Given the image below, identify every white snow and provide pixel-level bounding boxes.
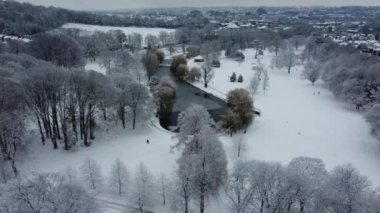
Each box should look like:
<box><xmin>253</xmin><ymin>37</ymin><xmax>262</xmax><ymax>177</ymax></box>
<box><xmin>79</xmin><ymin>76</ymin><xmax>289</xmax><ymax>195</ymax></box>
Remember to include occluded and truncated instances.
<box><xmin>18</xmin><ymin>47</ymin><xmax>380</xmax><ymax>212</ymax></box>
<box><xmin>62</xmin><ymin>23</ymin><xmax>175</xmax><ymax>45</ymax></box>
<box><xmin>19</xmin><ymin>121</ymin><xmax>180</xmax><ymax>182</ymax></box>
<box><xmin>0</xmin><ymin>33</ymin><xmax>31</xmax><ymax>43</ymax></box>
<box><xmin>85</xmin><ymin>61</ymin><xmax>107</xmax><ymax>75</ymax></box>
<box><xmin>189</xmin><ymin>49</ymin><xmax>380</xmax><ymax>187</ymax></box>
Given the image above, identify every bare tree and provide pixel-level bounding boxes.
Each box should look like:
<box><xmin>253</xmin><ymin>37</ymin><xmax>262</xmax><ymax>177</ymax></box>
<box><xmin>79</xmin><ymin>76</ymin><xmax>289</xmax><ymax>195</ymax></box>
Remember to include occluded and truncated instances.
<box><xmin>175</xmin><ymin>155</ymin><xmax>193</xmax><ymax>213</ymax></box>
<box><xmin>303</xmin><ymin>60</ymin><xmax>320</xmax><ymax>85</ymax></box>
<box><xmin>142</xmin><ymin>52</ymin><xmax>159</xmax><ymax>80</ymax></box>
<box><xmin>248</xmin><ymin>74</ymin><xmax>261</xmax><ymax>97</ymax></box>
<box><xmin>0</xmin><ymin>173</ymin><xmax>101</xmax><ymax>213</ymax></box>
<box><xmin>125</xmin><ymin>81</ymin><xmax>151</xmax><ymax>130</ymax></box>
<box><xmin>145</xmin><ymin>34</ymin><xmax>159</xmax><ymax>49</ymax></box>
<box><xmin>262</xmin><ymin>68</ymin><xmax>270</xmax><ymax>94</ymax></box>
<box><xmin>176</xmin><ymin>104</ymin><xmax>227</xmax><ymax>213</ymax></box>
<box><xmin>175</xmin><ymin>104</ymin><xmax>215</xmax><ymax>149</ymax></box>
<box><xmin>233</xmin><ymin>133</ymin><xmax>246</xmax><ymax>158</ymax></box>
<box><xmin>159</xmin><ymin>173</ymin><xmax>170</xmax><ymax>205</ymax></box>
<box><xmin>127</xmin><ymin>33</ymin><xmax>142</xmax><ymax>53</ymax></box>
<box><xmin>176</xmin><ymin>28</ymin><xmax>191</xmax><ymax>54</ymax></box>
<box><xmin>177</xmin><ymin>131</ymin><xmax>228</xmax><ymax>213</ymax></box>
<box><xmin>0</xmin><ymin>160</ymin><xmax>14</xmax><ymax>184</ymax></box>
<box><xmin>167</xmin><ymin>32</ymin><xmax>177</xmax><ymax>55</ymax></box>
<box><xmin>0</xmin><ymin>78</ymin><xmax>26</xmax><ymax>176</ymax></box>
<box><xmin>287</xmin><ymin>157</ymin><xmax>327</xmax><ymax>212</ymax></box>
<box><xmin>131</xmin><ymin>162</ymin><xmax>154</xmax><ymax>213</ymax></box>
<box><xmin>109</xmin><ymin>158</ymin><xmax>130</xmax><ymax>195</ymax></box>
<box><xmin>277</xmin><ymin>41</ymin><xmax>297</xmax><ymax>74</ymax></box>
<box><xmin>201</xmin><ymin>43</ymin><xmax>219</xmax><ymax>88</ymax></box>
<box><xmin>225</xmin><ymin>161</ymin><xmax>255</xmax><ymax>213</ymax></box>
<box><xmin>159</xmin><ymin>31</ymin><xmax>170</xmax><ymax>47</ymax></box>
<box><xmin>80</xmin><ymin>158</ymin><xmax>103</xmax><ymax>190</ymax></box>
<box><xmin>324</xmin><ymin>164</ymin><xmax>370</xmax><ymax>213</ymax></box>
<box><xmin>201</xmin><ymin>53</ymin><xmax>214</xmax><ymax>88</ymax></box>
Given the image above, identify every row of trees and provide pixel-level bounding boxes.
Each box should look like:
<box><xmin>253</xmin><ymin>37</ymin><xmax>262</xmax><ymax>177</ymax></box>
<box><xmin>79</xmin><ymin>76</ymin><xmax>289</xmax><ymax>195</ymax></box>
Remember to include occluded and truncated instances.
<box><xmin>226</xmin><ymin>158</ymin><xmax>380</xmax><ymax>213</ymax></box>
<box><xmin>303</xmin><ymin>38</ymin><xmax>380</xmax><ymax>139</ymax></box>
<box><xmin>0</xmin><ymin>172</ymin><xmax>101</xmax><ymax>213</ymax></box>
<box><xmin>0</xmin><ymin>49</ymin><xmax>153</xmax><ymax>180</ymax></box>
<box><xmin>173</xmin><ymin>104</ymin><xmax>379</xmax><ymax>213</ymax></box>
<box><xmin>3</xmin><ymin>152</ymin><xmax>379</xmax><ymax>213</ymax></box>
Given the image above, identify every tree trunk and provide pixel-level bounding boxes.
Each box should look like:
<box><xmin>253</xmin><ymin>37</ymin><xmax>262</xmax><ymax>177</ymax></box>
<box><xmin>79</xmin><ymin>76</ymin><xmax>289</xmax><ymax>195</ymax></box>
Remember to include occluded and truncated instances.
<box><xmin>182</xmin><ymin>43</ymin><xmax>186</xmax><ymax>54</ymax></box>
<box><xmin>120</xmin><ymin>105</ymin><xmax>126</xmax><ymax>129</ymax></box>
<box><xmin>80</xmin><ymin>105</ymin><xmax>85</xmax><ymax>140</ymax></box>
<box><xmin>91</xmin><ymin>177</ymin><xmax>96</xmax><ymax>190</ymax></box>
<box><xmin>132</xmin><ymin>108</ymin><xmax>136</xmax><ymax>130</ymax></box>
<box><xmin>36</xmin><ymin>116</ymin><xmax>45</xmax><ymax>145</ymax></box>
<box><xmin>184</xmin><ymin>181</ymin><xmax>189</xmax><ymax>213</ymax></box>
<box><xmin>42</xmin><ymin>117</ymin><xmax>50</xmax><ymax>139</ymax></box>
<box><xmin>299</xmin><ymin>200</ymin><xmax>305</xmax><ymax>213</ymax></box>
<box><xmin>118</xmin><ymin>176</ymin><xmax>122</xmax><ymax>194</ymax></box>
<box><xmin>70</xmin><ymin>105</ymin><xmax>78</xmax><ymax>141</ymax></box>
<box><xmin>52</xmin><ymin>104</ymin><xmax>61</xmax><ymax>140</ymax></box>
<box><xmin>90</xmin><ymin>114</ymin><xmax>95</xmax><ymax>140</ymax></box>
<box><xmin>51</xmin><ymin>133</ymin><xmax>58</xmax><ymax>149</ymax></box>
<box><xmin>200</xmin><ymin>185</ymin><xmax>205</xmax><ymax>213</ymax></box>
<box><xmin>11</xmin><ymin>158</ymin><xmax>18</xmax><ymax>176</ymax></box>
<box><xmin>84</xmin><ymin>104</ymin><xmax>94</xmax><ymax>146</ymax></box>
<box><xmin>102</xmin><ymin>107</ymin><xmax>107</xmax><ymax>121</ymax></box>
<box><xmin>62</xmin><ymin>118</ymin><xmax>70</xmax><ymax>150</ymax></box>
<box><xmin>260</xmin><ymin>199</ymin><xmax>264</xmax><ymax>213</ymax></box>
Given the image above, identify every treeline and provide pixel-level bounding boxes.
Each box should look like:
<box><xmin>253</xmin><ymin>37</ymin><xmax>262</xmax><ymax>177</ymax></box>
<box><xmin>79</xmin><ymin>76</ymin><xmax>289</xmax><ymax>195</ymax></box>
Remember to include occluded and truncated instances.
<box><xmin>0</xmin><ymin>40</ymin><xmax>158</xmax><ymax>180</ymax></box>
<box><xmin>0</xmin><ymin>0</ymin><xmax>181</xmax><ymax>38</ymax></box>
<box><xmin>303</xmin><ymin>38</ymin><xmax>380</xmax><ymax>139</ymax></box>
<box><xmin>0</xmin><ymin>172</ymin><xmax>101</xmax><ymax>212</ymax></box>
<box><xmin>2</xmin><ymin>104</ymin><xmax>380</xmax><ymax>213</ymax></box>
<box><xmin>0</xmin><ymin>0</ymin><xmax>95</xmax><ymax>36</ymax></box>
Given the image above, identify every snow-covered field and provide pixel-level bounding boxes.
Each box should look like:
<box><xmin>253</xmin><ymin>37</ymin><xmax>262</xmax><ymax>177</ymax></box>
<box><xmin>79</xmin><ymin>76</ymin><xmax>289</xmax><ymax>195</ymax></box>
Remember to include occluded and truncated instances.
<box><xmin>189</xmin><ymin>49</ymin><xmax>380</xmax><ymax>186</ymax></box>
<box><xmin>86</xmin><ymin>61</ymin><xmax>107</xmax><ymax>75</ymax></box>
<box><xmin>62</xmin><ymin>23</ymin><xmax>175</xmax><ymax>43</ymax></box>
<box><xmin>19</xmin><ymin>121</ymin><xmax>179</xmax><ymax>178</ymax></box>
<box><xmin>19</xmin><ymin>48</ymin><xmax>380</xmax><ymax>212</ymax></box>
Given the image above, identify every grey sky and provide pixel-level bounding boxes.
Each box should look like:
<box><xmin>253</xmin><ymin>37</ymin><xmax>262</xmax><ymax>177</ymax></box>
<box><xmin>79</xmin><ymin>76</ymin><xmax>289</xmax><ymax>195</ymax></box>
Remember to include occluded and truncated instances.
<box><xmin>15</xmin><ymin>0</ymin><xmax>380</xmax><ymax>11</ymax></box>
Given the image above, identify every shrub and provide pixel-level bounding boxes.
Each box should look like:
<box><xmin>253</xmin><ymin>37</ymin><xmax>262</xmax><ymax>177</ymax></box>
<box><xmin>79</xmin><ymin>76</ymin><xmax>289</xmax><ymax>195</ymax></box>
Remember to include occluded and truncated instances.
<box><xmin>221</xmin><ymin>89</ymin><xmax>254</xmax><ymax>135</ymax></box>
<box><xmin>154</xmin><ymin>49</ymin><xmax>165</xmax><ymax>63</ymax></box>
<box><xmin>176</xmin><ymin>64</ymin><xmax>189</xmax><ymax>80</ymax></box>
<box><xmin>170</xmin><ymin>55</ymin><xmax>187</xmax><ymax>73</ymax></box>
<box><xmin>188</xmin><ymin>67</ymin><xmax>202</xmax><ymax>82</ymax></box>
<box><xmin>238</xmin><ymin>74</ymin><xmax>243</xmax><ymax>83</ymax></box>
<box><xmin>230</xmin><ymin>72</ymin><xmax>237</xmax><ymax>82</ymax></box>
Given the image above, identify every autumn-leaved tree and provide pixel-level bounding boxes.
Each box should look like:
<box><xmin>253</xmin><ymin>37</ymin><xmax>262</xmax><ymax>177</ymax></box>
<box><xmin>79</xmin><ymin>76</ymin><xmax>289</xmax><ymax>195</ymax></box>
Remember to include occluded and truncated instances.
<box><xmin>221</xmin><ymin>89</ymin><xmax>254</xmax><ymax>135</ymax></box>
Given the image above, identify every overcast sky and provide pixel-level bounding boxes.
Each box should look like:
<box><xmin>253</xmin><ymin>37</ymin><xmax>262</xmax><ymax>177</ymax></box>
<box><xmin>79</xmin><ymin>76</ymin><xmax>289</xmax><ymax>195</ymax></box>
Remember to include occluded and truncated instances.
<box><xmin>15</xmin><ymin>0</ymin><xmax>380</xmax><ymax>11</ymax></box>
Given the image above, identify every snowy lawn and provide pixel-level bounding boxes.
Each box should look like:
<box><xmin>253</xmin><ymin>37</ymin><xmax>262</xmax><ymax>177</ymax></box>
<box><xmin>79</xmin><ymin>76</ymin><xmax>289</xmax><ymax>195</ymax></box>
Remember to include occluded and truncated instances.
<box><xmin>62</xmin><ymin>23</ymin><xmax>175</xmax><ymax>45</ymax></box>
<box><xmin>19</xmin><ymin>121</ymin><xmax>179</xmax><ymax>180</ymax></box>
<box><xmin>187</xmin><ymin>49</ymin><xmax>258</xmax><ymax>99</ymax></box>
<box><xmin>17</xmin><ymin>47</ymin><xmax>380</xmax><ymax>212</ymax></box>
<box><xmin>189</xmin><ymin>49</ymin><xmax>380</xmax><ymax>187</ymax></box>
